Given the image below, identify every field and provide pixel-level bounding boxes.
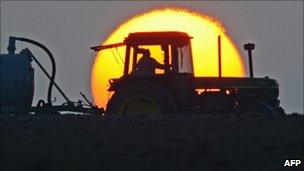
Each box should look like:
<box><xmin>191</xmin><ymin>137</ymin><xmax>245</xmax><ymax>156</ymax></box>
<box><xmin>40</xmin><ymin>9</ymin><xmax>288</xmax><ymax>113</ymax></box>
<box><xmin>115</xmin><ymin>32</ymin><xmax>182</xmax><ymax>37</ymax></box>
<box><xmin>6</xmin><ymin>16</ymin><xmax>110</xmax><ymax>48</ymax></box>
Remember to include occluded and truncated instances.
<box><xmin>1</xmin><ymin>112</ymin><xmax>303</xmax><ymax>170</ymax></box>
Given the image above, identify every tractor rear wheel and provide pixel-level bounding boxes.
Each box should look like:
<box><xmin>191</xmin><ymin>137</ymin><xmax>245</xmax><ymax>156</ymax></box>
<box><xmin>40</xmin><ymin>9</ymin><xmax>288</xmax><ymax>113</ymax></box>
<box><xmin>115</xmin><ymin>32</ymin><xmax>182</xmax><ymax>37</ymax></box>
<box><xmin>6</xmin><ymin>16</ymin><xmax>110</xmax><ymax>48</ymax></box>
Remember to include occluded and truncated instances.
<box><xmin>106</xmin><ymin>82</ymin><xmax>177</xmax><ymax>116</ymax></box>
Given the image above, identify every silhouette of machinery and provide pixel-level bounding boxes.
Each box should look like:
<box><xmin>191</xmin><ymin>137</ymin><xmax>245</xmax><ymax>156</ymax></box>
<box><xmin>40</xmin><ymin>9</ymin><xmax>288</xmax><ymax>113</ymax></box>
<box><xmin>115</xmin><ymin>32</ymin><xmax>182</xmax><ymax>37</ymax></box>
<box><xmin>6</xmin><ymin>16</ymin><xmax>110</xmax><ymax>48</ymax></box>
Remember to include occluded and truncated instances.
<box><xmin>91</xmin><ymin>31</ymin><xmax>284</xmax><ymax>116</ymax></box>
<box><xmin>1</xmin><ymin>37</ymin><xmax>103</xmax><ymax>115</ymax></box>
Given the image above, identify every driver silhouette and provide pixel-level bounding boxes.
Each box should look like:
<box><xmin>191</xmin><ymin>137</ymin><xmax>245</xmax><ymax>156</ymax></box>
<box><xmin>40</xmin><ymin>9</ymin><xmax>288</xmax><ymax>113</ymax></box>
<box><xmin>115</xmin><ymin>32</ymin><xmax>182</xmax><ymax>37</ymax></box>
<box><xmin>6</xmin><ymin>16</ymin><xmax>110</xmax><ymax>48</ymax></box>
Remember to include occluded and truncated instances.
<box><xmin>135</xmin><ymin>49</ymin><xmax>164</xmax><ymax>76</ymax></box>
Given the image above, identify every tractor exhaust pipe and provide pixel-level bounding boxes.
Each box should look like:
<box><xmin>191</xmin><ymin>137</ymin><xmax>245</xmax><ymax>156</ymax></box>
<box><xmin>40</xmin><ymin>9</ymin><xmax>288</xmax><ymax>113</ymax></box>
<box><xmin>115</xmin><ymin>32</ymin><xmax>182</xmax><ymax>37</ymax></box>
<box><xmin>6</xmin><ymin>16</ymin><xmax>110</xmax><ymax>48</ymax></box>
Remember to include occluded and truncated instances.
<box><xmin>244</xmin><ymin>43</ymin><xmax>255</xmax><ymax>78</ymax></box>
<box><xmin>218</xmin><ymin>35</ymin><xmax>222</xmax><ymax>78</ymax></box>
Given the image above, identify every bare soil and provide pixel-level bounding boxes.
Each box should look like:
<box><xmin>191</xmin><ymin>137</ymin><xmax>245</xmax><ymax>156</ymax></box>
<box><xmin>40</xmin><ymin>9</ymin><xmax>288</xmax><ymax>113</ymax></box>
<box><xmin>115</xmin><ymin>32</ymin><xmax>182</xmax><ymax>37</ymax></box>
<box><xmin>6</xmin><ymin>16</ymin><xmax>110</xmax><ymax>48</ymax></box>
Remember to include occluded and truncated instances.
<box><xmin>1</xmin><ymin>113</ymin><xmax>303</xmax><ymax>170</ymax></box>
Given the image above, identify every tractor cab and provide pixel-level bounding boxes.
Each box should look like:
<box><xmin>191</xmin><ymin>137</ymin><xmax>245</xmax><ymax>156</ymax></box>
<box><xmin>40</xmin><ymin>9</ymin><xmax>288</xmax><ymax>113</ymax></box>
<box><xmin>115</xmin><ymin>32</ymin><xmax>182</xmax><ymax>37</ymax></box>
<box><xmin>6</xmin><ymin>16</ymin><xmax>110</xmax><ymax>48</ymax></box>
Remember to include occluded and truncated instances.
<box><xmin>91</xmin><ymin>31</ymin><xmax>194</xmax><ymax>77</ymax></box>
<box><xmin>123</xmin><ymin>32</ymin><xmax>194</xmax><ymax>76</ymax></box>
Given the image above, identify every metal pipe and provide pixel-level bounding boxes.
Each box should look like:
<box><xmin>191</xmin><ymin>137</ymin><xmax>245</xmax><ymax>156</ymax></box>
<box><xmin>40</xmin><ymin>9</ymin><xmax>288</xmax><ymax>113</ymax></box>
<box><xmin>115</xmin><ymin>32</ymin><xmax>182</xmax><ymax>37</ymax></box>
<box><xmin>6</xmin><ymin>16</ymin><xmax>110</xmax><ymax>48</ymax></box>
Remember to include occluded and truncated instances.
<box><xmin>124</xmin><ymin>45</ymin><xmax>131</xmax><ymax>76</ymax></box>
<box><xmin>244</xmin><ymin>43</ymin><xmax>255</xmax><ymax>78</ymax></box>
<box><xmin>7</xmin><ymin>37</ymin><xmax>16</xmax><ymax>54</ymax></box>
<box><xmin>90</xmin><ymin>42</ymin><xmax>125</xmax><ymax>51</ymax></box>
<box><xmin>218</xmin><ymin>35</ymin><xmax>222</xmax><ymax>78</ymax></box>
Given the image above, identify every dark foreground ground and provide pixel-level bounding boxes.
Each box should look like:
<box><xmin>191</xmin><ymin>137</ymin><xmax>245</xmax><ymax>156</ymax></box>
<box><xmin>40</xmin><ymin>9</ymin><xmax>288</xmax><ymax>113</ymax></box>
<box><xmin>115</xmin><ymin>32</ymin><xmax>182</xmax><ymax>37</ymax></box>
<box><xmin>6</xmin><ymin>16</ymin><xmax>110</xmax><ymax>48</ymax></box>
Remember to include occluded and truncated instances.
<box><xmin>1</xmin><ymin>112</ymin><xmax>303</xmax><ymax>170</ymax></box>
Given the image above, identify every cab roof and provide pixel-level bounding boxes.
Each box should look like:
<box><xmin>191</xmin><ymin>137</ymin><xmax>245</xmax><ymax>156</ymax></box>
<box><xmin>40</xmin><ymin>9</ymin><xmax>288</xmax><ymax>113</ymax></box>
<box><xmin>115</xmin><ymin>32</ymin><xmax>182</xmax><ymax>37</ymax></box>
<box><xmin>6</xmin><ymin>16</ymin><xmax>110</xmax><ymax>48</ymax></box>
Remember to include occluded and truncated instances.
<box><xmin>124</xmin><ymin>31</ymin><xmax>192</xmax><ymax>45</ymax></box>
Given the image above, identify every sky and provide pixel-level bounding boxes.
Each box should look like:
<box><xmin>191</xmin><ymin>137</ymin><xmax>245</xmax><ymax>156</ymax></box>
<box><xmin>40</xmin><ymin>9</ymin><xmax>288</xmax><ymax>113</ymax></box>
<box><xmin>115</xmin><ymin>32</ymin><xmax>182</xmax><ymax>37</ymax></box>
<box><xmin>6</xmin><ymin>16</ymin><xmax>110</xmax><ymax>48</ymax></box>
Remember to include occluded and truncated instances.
<box><xmin>1</xmin><ymin>1</ymin><xmax>303</xmax><ymax>113</ymax></box>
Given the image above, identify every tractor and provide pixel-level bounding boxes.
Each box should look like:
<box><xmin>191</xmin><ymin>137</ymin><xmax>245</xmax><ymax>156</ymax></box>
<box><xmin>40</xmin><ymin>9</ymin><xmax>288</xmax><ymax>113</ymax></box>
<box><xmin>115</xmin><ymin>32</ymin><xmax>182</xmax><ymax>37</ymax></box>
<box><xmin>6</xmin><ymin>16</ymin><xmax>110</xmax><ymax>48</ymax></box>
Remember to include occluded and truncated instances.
<box><xmin>91</xmin><ymin>31</ymin><xmax>283</xmax><ymax>116</ymax></box>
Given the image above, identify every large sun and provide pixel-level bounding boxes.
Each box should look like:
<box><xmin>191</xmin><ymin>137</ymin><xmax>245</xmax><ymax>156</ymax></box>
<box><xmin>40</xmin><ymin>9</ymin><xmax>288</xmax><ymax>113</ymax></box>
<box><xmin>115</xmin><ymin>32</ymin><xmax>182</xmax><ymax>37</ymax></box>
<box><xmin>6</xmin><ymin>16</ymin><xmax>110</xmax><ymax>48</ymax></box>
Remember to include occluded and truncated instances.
<box><xmin>92</xmin><ymin>8</ymin><xmax>246</xmax><ymax>108</ymax></box>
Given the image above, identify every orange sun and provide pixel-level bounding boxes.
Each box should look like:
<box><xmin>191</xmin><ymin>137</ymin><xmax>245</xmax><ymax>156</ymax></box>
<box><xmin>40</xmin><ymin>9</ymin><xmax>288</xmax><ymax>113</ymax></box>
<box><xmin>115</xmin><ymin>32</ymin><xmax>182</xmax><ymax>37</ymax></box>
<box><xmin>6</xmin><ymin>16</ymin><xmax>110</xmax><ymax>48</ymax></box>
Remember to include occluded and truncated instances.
<box><xmin>92</xmin><ymin>8</ymin><xmax>246</xmax><ymax>108</ymax></box>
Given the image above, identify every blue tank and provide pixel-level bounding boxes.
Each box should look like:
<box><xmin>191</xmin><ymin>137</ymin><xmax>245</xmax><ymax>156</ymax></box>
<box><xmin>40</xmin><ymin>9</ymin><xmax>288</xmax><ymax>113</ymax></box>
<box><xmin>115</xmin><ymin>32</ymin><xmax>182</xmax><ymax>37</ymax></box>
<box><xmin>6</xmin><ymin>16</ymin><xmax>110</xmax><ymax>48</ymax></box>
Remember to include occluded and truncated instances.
<box><xmin>0</xmin><ymin>49</ymin><xmax>34</xmax><ymax>112</ymax></box>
